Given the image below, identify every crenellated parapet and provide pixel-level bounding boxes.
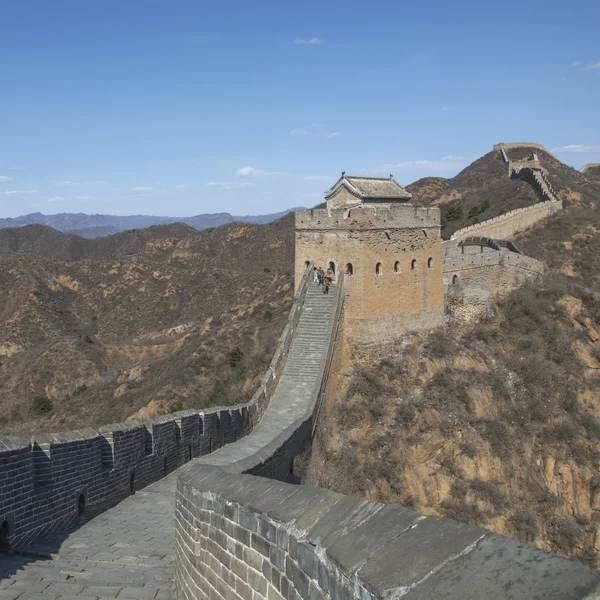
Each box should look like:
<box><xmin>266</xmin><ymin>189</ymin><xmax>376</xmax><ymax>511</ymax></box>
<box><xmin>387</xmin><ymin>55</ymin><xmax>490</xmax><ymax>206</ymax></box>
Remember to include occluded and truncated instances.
<box><xmin>295</xmin><ymin>204</ymin><xmax>440</xmax><ymax>231</ymax></box>
<box><xmin>0</xmin><ymin>265</ymin><xmax>314</xmax><ymax>552</ymax></box>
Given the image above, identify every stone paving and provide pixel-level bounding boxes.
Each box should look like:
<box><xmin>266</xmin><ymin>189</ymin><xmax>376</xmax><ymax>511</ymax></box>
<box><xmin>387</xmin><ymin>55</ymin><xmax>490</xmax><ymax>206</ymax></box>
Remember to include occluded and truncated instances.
<box><xmin>0</xmin><ymin>472</ymin><xmax>178</xmax><ymax>599</ymax></box>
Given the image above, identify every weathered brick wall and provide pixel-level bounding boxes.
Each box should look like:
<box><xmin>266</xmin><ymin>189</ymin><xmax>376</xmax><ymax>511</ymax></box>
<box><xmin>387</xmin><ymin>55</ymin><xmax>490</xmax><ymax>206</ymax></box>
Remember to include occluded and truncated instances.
<box><xmin>449</xmin><ymin>199</ymin><xmax>562</xmax><ymax>242</ymax></box>
<box><xmin>0</xmin><ymin>265</ymin><xmax>314</xmax><ymax>552</ymax></box>
<box><xmin>295</xmin><ymin>205</ymin><xmax>444</xmax><ymax>343</ymax></box>
<box><xmin>175</xmin><ymin>468</ymin><xmax>600</xmax><ymax>600</ymax></box>
<box><xmin>442</xmin><ymin>249</ymin><xmax>544</xmax><ymax>291</ymax></box>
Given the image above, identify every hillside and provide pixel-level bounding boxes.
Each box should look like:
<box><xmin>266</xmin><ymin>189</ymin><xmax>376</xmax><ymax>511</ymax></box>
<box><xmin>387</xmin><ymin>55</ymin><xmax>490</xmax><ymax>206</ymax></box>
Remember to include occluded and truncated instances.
<box><xmin>308</xmin><ymin>203</ymin><xmax>600</xmax><ymax>568</ymax></box>
<box><xmin>0</xmin><ymin>208</ymin><xmax>298</xmax><ymax>238</ymax></box>
<box><xmin>407</xmin><ymin>146</ymin><xmax>600</xmax><ymax>238</ymax></box>
<box><xmin>0</xmin><ymin>214</ymin><xmax>296</xmax><ymax>435</ymax></box>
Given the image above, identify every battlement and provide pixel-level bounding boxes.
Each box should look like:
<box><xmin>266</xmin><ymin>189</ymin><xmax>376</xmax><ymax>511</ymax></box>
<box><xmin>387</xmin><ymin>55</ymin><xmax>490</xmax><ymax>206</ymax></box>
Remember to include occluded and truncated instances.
<box><xmin>494</xmin><ymin>141</ymin><xmax>553</xmax><ymax>155</ymax></box>
<box><xmin>296</xmin><ymin>204</ymin><xmax>440</xmax><ymax>231</ymax></box>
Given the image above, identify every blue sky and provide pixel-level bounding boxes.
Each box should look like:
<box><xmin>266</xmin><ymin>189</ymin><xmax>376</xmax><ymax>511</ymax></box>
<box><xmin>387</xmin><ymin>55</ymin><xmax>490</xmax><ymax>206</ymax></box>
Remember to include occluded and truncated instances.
<box><xmin>1</xmin><ymin>0</ymin><xmax>598</xmax><ymax>218</ymax></box>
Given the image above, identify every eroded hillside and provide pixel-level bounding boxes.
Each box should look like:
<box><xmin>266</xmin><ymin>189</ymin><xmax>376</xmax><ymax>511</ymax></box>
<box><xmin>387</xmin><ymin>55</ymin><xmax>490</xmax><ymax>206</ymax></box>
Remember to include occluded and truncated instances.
<box><xmin>0</xmin><ymin>215</ymin><xmax>295</xmax><ymax>434</ymax></box>
<box><xmin>407</xmin><ymin>147</ymin><xmax>600</xmax><ymax>239</ymax></box>
<box><xmin>308</xmin><ymin>204</ymin><xmax>600</xmax><ymax>567</ymax></box>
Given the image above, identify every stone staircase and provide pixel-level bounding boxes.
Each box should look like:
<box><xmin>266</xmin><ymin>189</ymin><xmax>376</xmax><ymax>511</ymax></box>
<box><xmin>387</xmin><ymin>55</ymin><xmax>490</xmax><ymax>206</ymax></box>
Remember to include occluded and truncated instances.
<box><xmin>532</xmin><ymin>169</ymin><xmax>560</xmax><ymax>202</ymax></box>
<box><xmin>198</xmin><ymin>278</ymin><xmax>341</xmax><ymax>475</ymax></box>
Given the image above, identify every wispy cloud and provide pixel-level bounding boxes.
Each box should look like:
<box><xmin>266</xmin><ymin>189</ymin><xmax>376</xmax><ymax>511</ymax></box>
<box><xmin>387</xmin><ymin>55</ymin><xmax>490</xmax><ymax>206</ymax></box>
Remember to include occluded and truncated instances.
<box><xmin>175</xmin><ymin>184</ymin><xmax>190</xmax><ymax>191</ymax></box>
<box><xmin>551</xmin><ymin>144</ymin><xmax>600</xmax><ymax>154</ymax></box>
<box><xmin>441</xmin><ymin>106</ymin><xmax>449</xmax><ymax>112</ymax></box>
<box><xmin>47</xmin><ymin>196</ymin><xmax>65</xmax><ymax>203</ymax></box>
<box><xmin>289</xmin><ymin>128</ymin><xmax>307</xmax><ymax>136</ymax></box>
<box><xmin>206</xmin><ymin>181</ymin><xmax>254</xmax><ymax>191</ymax></box>
<box><xmin>326</xmin><ymin>132</ymin><xmax>341</xmax><ymax>139</ymax></box>
<box><xmin>131</xmin><ymin>185</ymin><xmax>157</xmax><ymax>193</ymax></box>
<box><xmin>2</xmin><ymin>189</ymin><xmax>38</xmax><ymax>196</ymax></box>
<box><xmin>6</xmin><ymin>166</ymin><xmax>26</xmax><ymax>171</ymax></box>
<box><xmin>234</xmin><ymin>166</ymin><xmax>285</xmax><ymax>178</ymax></box>
<box><xmin>569</xmin><ymin>61</ymin><xmax>600</xmax><ymax>71</ymax></box>
<box><xmin>364</xmin><ymin>155</ymin><xmax>474</xmax><ymax>174</ymax></box>
<box><xmin>0</xmin><ymin>175</ymin><xmax>14</xmax><ymax>183</ymax></box>
<box><xmin>293</xmin><ymin>38</ymin><xmax>323</xmax><ymax>45</ymax></box>
<box><xmin>290</xmin><ymin>125</ymin><xmax>342</xmax><ymax>139</ymax></box>
<box><xmin>76</xmin><ymin>196</ymin><xmax>92</xmax><ymax>201</ymax></box>
<box><xmin>52</xmin><ymin>180</ymin><xmax>106</xmax><ymax>187</ymax></box>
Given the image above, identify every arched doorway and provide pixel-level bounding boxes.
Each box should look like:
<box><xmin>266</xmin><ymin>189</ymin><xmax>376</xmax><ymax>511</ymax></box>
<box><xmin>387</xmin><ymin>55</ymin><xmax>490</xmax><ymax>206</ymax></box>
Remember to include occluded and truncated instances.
<box><xmin>411</xmin><ymin>259</ymin><xmax>417</xmax><ymax>271</ymax></box>
<box><xmin>77</xmin><ymin>493</ymin><xmax>86</xmax><ymax>515</ymax></box>
<box><xmin>394</xmin><ymin>261</ymin><xmax>400</xmax><ymax>274</ymax></box>
<box><xmin>452</xmin><ymin>274</ymin><xmax>459</xmax><ymax>285</ymax></box>
<box><xmin>376</xmin><ymin>262</ymin><xmax>383</xmax><ymax>276</ymax></box>
<box><xmin>0</xmin><ymin>521</ymin><xmax>10</xmax><ymax>550</ymax></box>
<box><xmin>428</xmin><ymin>257</ymin><xmax>433</xmax><ymax>269</ymax></box>
<box><xmin>328</xmin><ymin>261</ymin><xmax>336</xmax><ymax>275</ymax></box>
<box><xmin>305</xmin><ymin>260</ymin><xmax>310</xmax><ymax>268</ymax></box>
<box><xmin>345</xmin><ymin>263</ymin><xmax>353</xmax><ymax>275</ymax></box>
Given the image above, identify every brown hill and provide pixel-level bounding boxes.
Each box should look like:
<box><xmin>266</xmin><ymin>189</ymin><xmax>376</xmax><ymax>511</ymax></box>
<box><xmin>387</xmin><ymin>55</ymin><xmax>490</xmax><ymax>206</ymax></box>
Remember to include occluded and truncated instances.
<box><xmin>0</xmin><ymin>214</ymin><xmax>295</xmax><ymax>435</ymax></box>
<box><xmin>582</xmin><ymin>165</ymin><xmax>600</xmax><ymax>185</ymax></box>
<box><xmin>308</xmin><ymin>204</ymin><xmax>600</xmax><ymax>568</ymax></box>
<box><xmin>407</xmin><ymin>147</ymin><xmax>600</xmax><ymax>239</ymax></box>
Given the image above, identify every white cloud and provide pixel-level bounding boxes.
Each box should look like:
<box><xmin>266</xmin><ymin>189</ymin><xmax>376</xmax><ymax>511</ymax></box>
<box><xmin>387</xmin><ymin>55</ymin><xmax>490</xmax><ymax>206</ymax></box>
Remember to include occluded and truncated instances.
<box><xmin>131</xmin><ymin>185</ymin><xmax>156</xmax><ymax>193</ymax></box>
<box><xmin>551</xmin><ymin>144</ymin><xmax>600</xmax><ymax>154</ymax></box>
<box><xmin>52</xmin><ymin>180</ymin><xmax>106</xmax><ymax>187</ymax></box>
<box><xmin>326</xmin><ymin>132</ymin><xmax>341</xmax><ymax>138</ymax></box>
<box><xmin>206</xmin><ymin>181</ymin><xmax>254</xmax><ymax>191</ymax></box>
<box><xmin>569</xmin><ymin>61</ymin><xmax>600</xmax><ymax>71</ymax></box>
<box><xmin>7</xmin><ymin>166</ymin><xmax>26</xmax><ymax>171</ymax></box>
<box><xmin>364</xmin><ymin>155</ymin><xmax>474</xmax><ymax>174</ymax></box>
<box><xmin>76</xmin><ymin>196</ymin><xmax>92</xmax><ymax>201</ymax></box>
<box><xmin>235</xmin><ymin>166</ymin><xmax>261</xmax><ymax>178</ymax></box>
<box><xmin>289</xmin><ymin>128</ymin><xmax>307</xmax><ymax>136</ymax></box>
<box><xmin>2</xmin><ymin>189</ymin><xmax>37</xmax><ymax>196</ymax></box>
<box><xmin>293</xmin><ymin>38</ymin><xmax>323</xmax><ymax>45</ymax></box>
<box><xmin>175</xmin><ymin>184</ymin><xmax>190</xmax><ymax>191</ymax></box>
<box><xmin>0</xmin><ymin>175</ymin><xmax>14</xmax><ymax>183</ymax></box>
<box><xmin>47</xmin><ymin>196</ymin><xmax>65</xmax><ymax>203</ymax></box>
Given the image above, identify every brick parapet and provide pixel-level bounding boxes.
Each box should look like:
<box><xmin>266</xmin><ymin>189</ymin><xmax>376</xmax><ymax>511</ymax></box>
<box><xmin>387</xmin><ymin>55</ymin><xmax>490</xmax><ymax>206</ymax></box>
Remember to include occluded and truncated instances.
<box><xmin>295</xmin><ymin>205</ymin><xmax>440</xmax><ymax>231</ymax></box>
<box><xmin>175</xmin><ymin>468</ymin><xmax>600</xmax><ymax>600</ymax></box>
<box><xmin>0</xmin><ymin>265</ymin><xmax>314</xmax><ymax>552</ymax></box>
<box><xmin>450</xmin><ymin>199</ymin><xmax>562</xmax><ymax>241</ymax></box>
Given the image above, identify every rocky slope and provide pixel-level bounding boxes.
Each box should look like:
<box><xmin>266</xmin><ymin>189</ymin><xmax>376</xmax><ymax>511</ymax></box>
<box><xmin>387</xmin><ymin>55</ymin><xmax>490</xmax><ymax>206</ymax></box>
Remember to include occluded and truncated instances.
<box><xmin>407</xmin><ymin>146</ymin><xmax>600</xmax><ymax>239</ymax></box>
<box><xmin>308</xmin><ymin>203</ymin><xmax>600</xmax><ymax>568</ymax></box>
<box><xmin>0</xmin><ymin>214</ymin><xmax>295</xmax><ymax>435</ymax></box>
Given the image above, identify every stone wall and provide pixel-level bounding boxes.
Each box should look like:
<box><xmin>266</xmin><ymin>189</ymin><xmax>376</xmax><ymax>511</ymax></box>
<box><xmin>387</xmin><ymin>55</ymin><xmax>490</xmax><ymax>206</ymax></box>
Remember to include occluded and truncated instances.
<box><xmin>442</xmin><ymin>247</ymin><xmax>544</xmax><ymax>290</ymax></box>
<box><xmin>175</xmin><ymin>469</ymin><xmax>600</xmax><ymax>600</ymax></box>
<box><xmin>0</xmin><ymin>265</ymin><xmax>314</xmax><ymax>552</ymax></box>
<box><xmin>493</xmin><ymin>142</ymin><xmax>553</xmax><ymax>155</ymax></box>
<box><xmin>581</xmin><ymin>163</ymin><xmax>600</xmax><ymax>173</ymax></box>
<box><xmin>449</xmin><ymin>199</ymin><xmax>562</xmax><ymax>241</ymax></box>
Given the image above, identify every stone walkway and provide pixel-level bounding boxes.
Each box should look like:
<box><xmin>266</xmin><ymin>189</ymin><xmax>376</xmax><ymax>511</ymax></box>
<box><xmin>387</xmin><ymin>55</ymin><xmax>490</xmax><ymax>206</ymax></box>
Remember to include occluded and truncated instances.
<box><xmin>0</xmin><ymin>472</ymin><xmax>178</xmax><ymax>599</ymax></box>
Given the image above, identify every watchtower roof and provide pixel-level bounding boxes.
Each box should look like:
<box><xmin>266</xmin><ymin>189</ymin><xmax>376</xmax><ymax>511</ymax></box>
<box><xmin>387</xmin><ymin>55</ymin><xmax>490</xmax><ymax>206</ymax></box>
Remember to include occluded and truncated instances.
<box><xmin>324</xmin><ymin>172</ymin><xmax>412</xmax><ymax>202</ymax></box>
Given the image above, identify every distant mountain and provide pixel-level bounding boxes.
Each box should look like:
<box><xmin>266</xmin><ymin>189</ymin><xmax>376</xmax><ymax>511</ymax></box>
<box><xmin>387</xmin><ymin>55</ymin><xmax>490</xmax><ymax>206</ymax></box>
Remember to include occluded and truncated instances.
<box><xmin>0</xmin><ymin>208</ymin><xmax>300</xmax><ymax>238</ymax></box>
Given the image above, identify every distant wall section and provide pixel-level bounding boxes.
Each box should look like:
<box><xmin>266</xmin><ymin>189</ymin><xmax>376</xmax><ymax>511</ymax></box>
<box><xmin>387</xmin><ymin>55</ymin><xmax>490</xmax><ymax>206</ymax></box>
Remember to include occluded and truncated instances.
<box><xmin>450</xmin><ymin>200</ymin><xmax>562</xmax><ymax>241</ymax></box>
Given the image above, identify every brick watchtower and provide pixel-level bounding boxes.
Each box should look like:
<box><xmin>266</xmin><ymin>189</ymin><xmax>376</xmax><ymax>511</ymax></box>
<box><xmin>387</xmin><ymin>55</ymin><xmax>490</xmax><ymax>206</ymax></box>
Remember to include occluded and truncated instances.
<box><xmin>295</xmin><ymin>173</ymin><xmax>444</xmax><ymax>344</ymax></box>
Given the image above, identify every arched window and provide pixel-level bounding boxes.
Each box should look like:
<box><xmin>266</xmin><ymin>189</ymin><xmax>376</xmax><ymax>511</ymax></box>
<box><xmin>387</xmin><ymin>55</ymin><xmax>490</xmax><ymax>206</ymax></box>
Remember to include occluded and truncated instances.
<box><xmin>452</xmin><ymin>275</ymin><xmax>459</xmax><ymax>285</ymax></box>
<box><xmin>376</xmin><ymin>262</ymin><xmax>383</xmax><ymax>276</ymax></box>
<box><xmin>394</xmin><ymin>261</ymin><xmax>400</xmax><ymax>274</ymax></box>
<box><xmin>411</xmin><ymin>259</ymin><xmax>417</xmax><ymax>271</ymax></box>
<box><xmin>305</xmin><ymin>260</ymin><xmax>310</xmax><ymax>268</ymax></box>
<box><xmin>345</xmin><ymin>263</ymin><xmax>353</xmax><ymax>275</ymax></box>
<box><xmin>328</xmin><ymin>261</ymin><xmax>336</xmax><ymax>275</ymax></box>
<box><xmin>428</xmin><ymin>257</ymin><xmax>433</xmax><ymax>269</ymax></box>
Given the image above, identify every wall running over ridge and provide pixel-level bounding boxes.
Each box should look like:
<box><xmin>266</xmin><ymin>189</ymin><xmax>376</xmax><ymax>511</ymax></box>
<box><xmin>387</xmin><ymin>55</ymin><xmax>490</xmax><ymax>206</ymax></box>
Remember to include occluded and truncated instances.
<box><xmin>0</xmin><ymin>267</ymin><xmax>313</xmax><ymax>551</ymax></box>
<box><xmin>493</xmin><ymin>142</ymin><xmax>553</xmax><ymax>155</ymax></box>
<box><xmin>449</xmin><ymin>199</ymin><xmax>562</xmax><ymax>241</ymax></box>
<box><xmin>442</xmin><ymin>247</ymin><xmax>544</xmax><ymax>290</ymax></box>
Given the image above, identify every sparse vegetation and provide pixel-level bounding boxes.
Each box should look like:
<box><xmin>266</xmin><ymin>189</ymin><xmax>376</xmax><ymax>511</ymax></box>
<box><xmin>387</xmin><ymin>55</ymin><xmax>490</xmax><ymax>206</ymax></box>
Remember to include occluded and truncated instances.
<box><xmin>31</xmin><ymin>396</ymin><xmax>53</xmax><ymax>415</ymax></box>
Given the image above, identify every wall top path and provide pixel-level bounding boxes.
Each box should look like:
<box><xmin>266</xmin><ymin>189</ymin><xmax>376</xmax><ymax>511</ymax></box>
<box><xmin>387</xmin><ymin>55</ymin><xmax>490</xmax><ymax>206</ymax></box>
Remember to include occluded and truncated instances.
<box><xmin>494</xmin><ymin>142</ymin><xmax>555</xmax><ymax>157</ymax></box>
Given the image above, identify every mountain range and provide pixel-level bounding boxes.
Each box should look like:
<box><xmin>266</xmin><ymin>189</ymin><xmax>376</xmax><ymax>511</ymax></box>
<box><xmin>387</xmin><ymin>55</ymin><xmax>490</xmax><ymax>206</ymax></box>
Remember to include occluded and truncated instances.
<box><xmin>0</xmin><ymin>208</ymin><xmax>299</xmax><ymax>238</ymax></box>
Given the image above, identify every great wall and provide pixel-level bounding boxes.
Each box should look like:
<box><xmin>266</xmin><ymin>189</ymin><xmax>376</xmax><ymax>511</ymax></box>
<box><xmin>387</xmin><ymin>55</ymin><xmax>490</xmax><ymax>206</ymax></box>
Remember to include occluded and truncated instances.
<box><xmin>2</xmin><ymin>144</ymin><xmax>598</xmax><ymax>599</ymax></box>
